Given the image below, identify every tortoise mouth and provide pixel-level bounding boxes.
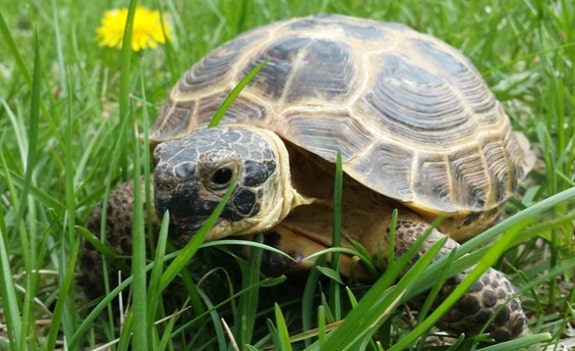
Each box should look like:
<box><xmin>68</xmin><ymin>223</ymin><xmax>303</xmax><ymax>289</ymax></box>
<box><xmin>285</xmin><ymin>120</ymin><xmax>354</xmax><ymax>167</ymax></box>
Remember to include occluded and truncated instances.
<box><xmin>169</xmin><ymin>215</ymin><xmax>213</xmax><ymax>243</ymax></box>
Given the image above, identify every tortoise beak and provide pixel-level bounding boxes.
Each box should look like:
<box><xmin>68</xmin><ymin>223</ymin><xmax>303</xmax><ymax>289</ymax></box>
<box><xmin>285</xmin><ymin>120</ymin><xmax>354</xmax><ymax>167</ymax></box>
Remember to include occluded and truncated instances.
<box><xmin>155</xmin><ymin>181</ymin><xmax>220</xmax><ymax>244</ymax></box>
<box><xmin>172</xmin><ymin>214</ymin><xmax>210</xmax><ymax>235</ymax></box>
<box><xmin>165</xmin><ymin>215</ymin><xmax>215</xmax><ymax>245</ymax></box>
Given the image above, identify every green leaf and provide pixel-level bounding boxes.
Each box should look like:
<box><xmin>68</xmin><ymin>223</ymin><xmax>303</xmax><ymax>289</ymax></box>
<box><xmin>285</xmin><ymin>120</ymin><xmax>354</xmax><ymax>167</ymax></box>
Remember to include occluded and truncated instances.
<box><xmin>159</xmin><ymin>176</ymin><xmax>239</xmax><ymax>290</ymax></box>
<box><xmin>274</xmin><ymin>303</ymin><xmax>294</xmax><ymax>351</ymax></box>
<box><xmin>0</xmin><ymin>204</ymin><xmax>21</xmax><ymax>350</ymax></box>
<box><xmin>208</xmin><ymin>61</ymin><xmax>267</xmax><ymax>128</ymax></box>
<box><xmin>306</xmin><ymin>225</ymin><xmax>443</xmax><ymax>350</ymax></box>
<box><xmin>315</xmin><ymin>266</ymin><xmax>344</xmax><ymax>285</ymax></box>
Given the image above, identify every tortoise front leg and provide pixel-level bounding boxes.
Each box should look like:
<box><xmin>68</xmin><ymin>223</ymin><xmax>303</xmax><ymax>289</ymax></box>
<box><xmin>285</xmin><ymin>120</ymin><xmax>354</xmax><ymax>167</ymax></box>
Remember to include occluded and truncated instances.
<box><xmin>78</xmin><ymin>177</ymin><xmax>160</xmax><ymax>299</ymax></box>
<box><xmin>391</xmin><ymin>216</ymin><xmax>528</xmax><ymax>341</ymax></box>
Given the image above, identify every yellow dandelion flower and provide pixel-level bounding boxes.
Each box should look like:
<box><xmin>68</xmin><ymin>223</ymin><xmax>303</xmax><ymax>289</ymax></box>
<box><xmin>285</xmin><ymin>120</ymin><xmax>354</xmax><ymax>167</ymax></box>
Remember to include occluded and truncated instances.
<box><xmin>96</xmin><ymin>6</ymin><xmax>172</xmax><ymax>52</ymax></box>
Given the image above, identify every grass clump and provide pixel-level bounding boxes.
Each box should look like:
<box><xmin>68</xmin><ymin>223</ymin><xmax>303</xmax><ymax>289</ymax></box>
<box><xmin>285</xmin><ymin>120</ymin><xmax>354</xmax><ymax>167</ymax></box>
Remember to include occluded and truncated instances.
<box><xmin>1</xmin><ymin>0</ymin><xmax>574</xmax><ymax>350</ymax></box>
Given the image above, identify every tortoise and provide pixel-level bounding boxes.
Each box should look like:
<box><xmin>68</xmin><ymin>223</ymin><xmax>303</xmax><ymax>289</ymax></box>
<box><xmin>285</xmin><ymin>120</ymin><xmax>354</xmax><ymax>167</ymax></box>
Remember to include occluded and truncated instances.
<box><xmin>81</xmin><ymin>14</ymin><xmax>535</xmax><ymax>341</ymax></box>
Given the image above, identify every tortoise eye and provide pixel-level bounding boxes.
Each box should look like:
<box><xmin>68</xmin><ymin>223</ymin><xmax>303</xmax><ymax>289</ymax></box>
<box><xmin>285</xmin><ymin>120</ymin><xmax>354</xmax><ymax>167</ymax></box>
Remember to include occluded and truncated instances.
<box><xmin>210</xmin><ymin>167</ymin><xmax>233</xmax><ymax>188</ymax></box>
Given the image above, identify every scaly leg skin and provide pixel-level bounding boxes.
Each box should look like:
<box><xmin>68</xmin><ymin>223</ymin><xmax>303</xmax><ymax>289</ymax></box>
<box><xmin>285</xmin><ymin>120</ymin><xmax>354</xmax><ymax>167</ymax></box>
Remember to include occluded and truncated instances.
<box><xmin>78</xmin><ymin>178</ymin><xmax>160</xmax><ymax>300</ymax></box>
<box><xmin>392</xmin><ymin>219</ymin><xmax>527</xmax><ymax>342</ymax></box>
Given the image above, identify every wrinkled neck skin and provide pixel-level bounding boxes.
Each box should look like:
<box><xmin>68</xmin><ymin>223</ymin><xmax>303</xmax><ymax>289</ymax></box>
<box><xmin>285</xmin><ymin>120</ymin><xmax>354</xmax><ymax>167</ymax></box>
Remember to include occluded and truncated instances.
<box><xmin>278</xmin><ymin>148</ymin><xmax>404</xmax><ymax>256</ymax></box>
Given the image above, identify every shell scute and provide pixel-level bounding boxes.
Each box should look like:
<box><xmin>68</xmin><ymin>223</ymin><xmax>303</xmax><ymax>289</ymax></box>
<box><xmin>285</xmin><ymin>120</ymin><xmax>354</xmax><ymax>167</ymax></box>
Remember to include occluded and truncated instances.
<box><xmin>361</xmin><ymin>53</ymin><xmax>475</xmax><ymax>146</ymax></box>
<box><xmin>349</xmin><ymin>140</ymin><xmax>415</xmax><ymax>201</ymax></box>
<box><xmin>283</xmin><ymin>111</ymin><xmax>372</xmax><ymax>161</ymax></box>
<box><xmin>448</xmin><ymin>145</ymin><xmax>490</xmax><ymax>211</ymax></box>
<box><xmin>242</xmin><ymin>37</ymin><xmax>355</xmax><ymax>105</ymax></box>
<box><xmin>480</xmin><ymin>136</ymin><xmax>512</xmax><ymax>203</ymax></box>
<box><xmin>179</xmin><ymin>34</ymin><xmax>258</xmax><ymax>93</ymax></box>
<box><xmin>413</xmin><ymin>154</ymin><xmax>454</xmax><ymax>211</ymax></box>
<box><xmin>415</xmin><ymin>39</ymin><xmax>501</xmax><ymax>126</ymax></box>
<box><xmin>151</xmin><ymin>100</ymin><xmax>195</xmax><ymax>142</ymax></box>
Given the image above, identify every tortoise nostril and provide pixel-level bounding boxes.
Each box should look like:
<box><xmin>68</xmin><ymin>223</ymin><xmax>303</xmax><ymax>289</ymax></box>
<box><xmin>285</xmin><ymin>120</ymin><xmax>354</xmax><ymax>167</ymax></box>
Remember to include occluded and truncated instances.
<box><xmin>155</xmin><ymin>180</ymin><xmax>172</xmax><ymax>193</ymax></box>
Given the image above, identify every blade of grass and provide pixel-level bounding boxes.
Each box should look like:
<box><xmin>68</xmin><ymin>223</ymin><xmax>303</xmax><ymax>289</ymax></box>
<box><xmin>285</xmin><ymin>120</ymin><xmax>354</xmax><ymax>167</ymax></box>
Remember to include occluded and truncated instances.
<box><xmin>329</xmin><ymin>152</ymin><xmax>343</xmax><ymax>320</ymax></box>
<box><xmin>406</xmin><ymin>187</ymin><xmax>575</xmax><ymax>300</ymax></box>
<box><xmin>0</xmin><ymin>167</ymin><xmax>60</xmax><ymax>210</ymax></box>
<box><xmin>146</xmin><ymin>202</ymin><xmax>171</xmax><ymax>329</ymax></box>
<box><xmin>476</xmin><ymin>332</ymin><xmax>552</xmax><ymax>351</ymax></box>
<box><xmin>301</xmin><ymin>151</ymin><xmax>345</xmax><ymax>346</ymax></box>
<box><xmin>16</xmin><ymin>33</ymin><xmax>43</xmax><ymax>350</ymax></box>
<box><xmin>389</xmin><ymin>224</ymin><xmax>523</xmax><ymax>350</ymax></box>
<box><xmin>45</xmin><ymin>238</ymin><xmax>81</xmax><ymax>350</ymax></box>
<box><xmin>200</xmin><ymin>239</ymin><xmax>294</xmax><ymax>260</ymax></box>
<box><xmin>49</xmin><ymin>0</ymin><xmax>67</xmax><ymax>96</ymax></box>
<box><xmin>301</xmin><ymin>247</ymin><xmax>325</xmax><ymax>347</ymax></box>
<box><xmin>157</xmin><ymin>310</ymin><xmax>179</xmax><ymax>351</ymax></box>
<box><xmin>0</xmin><ymin>9</ymin><xmax>32</xmax><ymax>86</ymax></box>
<box><xmin>54</xmin><ymin>63</ymin><xmax>81</xmax><ymax>349</ymax></box>
<box><xmin>274</xmin><ymin>303</ymin><xmax>294</xmax><ymax>351</ymax></box>
<box><xmin>139</xmin><ymin>49</ymin><xmax>159</xmax><ymax>341</ymax></box>
<box><xmin>461</xmin><ymin>187</ymin><xmax>575</xmax><ymax>254</ymax></box>
<box><xmin>131</xmin><ymin>125</ymin><xmax>149</xmax><ymax>350</ymax></box>
<box><xmin>234</xmin><ymin>234</ymin><xmax>264</xmax><ymax>346</ymax></box>
<box><xmin>416</xmin><ymin>248</ymin><xmax>457</xmax><ymax>327</ymax></box>
<box><xmin>267</xmin><ymin>318</ymin><xmax>280</xmax><ymax>350</ymax></box>
<box><xmin>305</xmin><ymin>227</ymin><xmax>445</xmax><ymax>350</ymax></box>
<box><xmin>317</xmin><ymin>305</ymin><xmax>326</xmax><ymax>347</ymax></box>
<box><xmin>159</xmin><ymin>176</ymin><xmax>239</xmax><ymax>290</ymax></box>
<box><xmin>118</xmin><ymin>0</ymin><xmax>138</xmax><ymax>181</ymax></box>
<box><xmin>0</xmin><ymin>203</ymin><xmax>21</xmax><ymax>350</ymax></box>
<box><xmin>208</xmin><ymin>61</ymin><xmax>267</xmax><ymax>128</ymax></box>
<box><xmin>114</xmin><ymin>1</ymin><xmax>150</xmax><ymax>349</ymax></box>
<box><xmin>196</xmin><ymin>287</ymin><xmax>229</xmax><ymax>351</ymax></box>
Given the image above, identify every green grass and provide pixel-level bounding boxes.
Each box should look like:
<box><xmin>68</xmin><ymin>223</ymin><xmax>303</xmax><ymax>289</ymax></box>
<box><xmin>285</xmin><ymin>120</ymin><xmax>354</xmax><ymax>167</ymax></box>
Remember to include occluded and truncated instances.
<box><xmin>1</xmin><ymin>0</ymin><xmax>574</xmax><ymax>350</ymax></box>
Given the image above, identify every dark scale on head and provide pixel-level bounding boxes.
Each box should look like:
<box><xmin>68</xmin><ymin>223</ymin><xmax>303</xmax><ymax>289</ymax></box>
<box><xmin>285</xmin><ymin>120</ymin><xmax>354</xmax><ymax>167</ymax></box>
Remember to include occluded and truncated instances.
<box><xmin>221</xmin><ymin>130</ymin><xmax>243</xmax><ymax>143</ymax></box>
<box><xmin>243</xmin><ymin>160</ymin><xmax>276</xmax><ymax>187</ymax></box>
<box><xmin>232</xmin><ymin>188</ymin><xmax>258</xmax><ymax>216</ymax></box>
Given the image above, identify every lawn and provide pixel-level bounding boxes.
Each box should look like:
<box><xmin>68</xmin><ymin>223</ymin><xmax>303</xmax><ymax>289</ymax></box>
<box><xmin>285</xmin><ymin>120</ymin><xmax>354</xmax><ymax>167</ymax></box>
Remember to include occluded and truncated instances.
<box><xmin>1</xmin><ymin>0</ymin><xmax>574</xmax><ymax>350</ymax></box>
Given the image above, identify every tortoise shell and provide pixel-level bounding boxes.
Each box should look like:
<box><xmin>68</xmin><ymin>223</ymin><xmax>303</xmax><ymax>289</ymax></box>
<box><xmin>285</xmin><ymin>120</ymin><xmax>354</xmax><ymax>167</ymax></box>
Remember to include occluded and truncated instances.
<box><xmin>150</xmin><ymin>14</ymin><xmax>533</xmax><ymax>234</ymax></box>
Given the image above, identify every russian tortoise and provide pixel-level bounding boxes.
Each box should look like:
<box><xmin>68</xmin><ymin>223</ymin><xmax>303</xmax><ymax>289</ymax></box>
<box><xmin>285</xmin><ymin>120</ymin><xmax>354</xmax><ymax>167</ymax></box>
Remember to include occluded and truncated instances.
<box><xmin>81</xmin><ymin>14</ymin><xmax>534</xmax><ymax>341</ymax></box>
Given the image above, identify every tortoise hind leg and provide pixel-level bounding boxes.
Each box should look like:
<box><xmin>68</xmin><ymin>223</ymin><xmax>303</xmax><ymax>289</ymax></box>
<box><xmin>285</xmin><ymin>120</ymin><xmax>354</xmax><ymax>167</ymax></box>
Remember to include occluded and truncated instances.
<box><xmin>78</xmin><ymin>177</ymin><xmax>160</xmax><ymax>300</ymax></box>
<box><xmin>391</xmin><ymin>216</ymin><xmax>528</xmax><ymax>341</ymax></box>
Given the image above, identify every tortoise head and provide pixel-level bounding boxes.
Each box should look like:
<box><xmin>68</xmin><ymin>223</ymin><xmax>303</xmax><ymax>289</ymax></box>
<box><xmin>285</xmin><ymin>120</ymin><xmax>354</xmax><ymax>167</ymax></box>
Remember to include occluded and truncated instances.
<box><xmin>153</xmin><ymin>126</ymin><xmax>310</xmax><ymax>245</ymax></box>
